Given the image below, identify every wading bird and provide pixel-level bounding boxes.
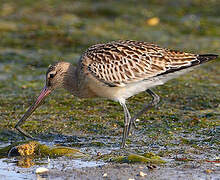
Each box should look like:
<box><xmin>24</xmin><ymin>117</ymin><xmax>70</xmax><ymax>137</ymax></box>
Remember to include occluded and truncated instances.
<box><xmin>15</xmin><ymin>40</ymin><xmax>218</xmax><ymax>148</ymax></box>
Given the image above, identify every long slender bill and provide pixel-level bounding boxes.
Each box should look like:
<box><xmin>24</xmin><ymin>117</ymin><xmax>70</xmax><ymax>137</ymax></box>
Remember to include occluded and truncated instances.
<box><xmin>15</xmin><ymin>85</ymin><xmax>51</xmax><ymax>138</ymax></box>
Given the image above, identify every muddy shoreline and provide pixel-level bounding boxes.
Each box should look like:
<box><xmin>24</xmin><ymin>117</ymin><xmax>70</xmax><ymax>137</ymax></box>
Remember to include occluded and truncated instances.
<box><xmin>1</xmin><ymin>157</ymin><xmax>219</xmax><ymax>180</ymax></box>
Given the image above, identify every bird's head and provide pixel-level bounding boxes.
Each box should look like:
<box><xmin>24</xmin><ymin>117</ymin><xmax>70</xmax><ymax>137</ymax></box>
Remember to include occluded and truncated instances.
<box><xmin>37</xmin><ymin>62</ymin><xmax>72</xmax><ymax>104</ymax></box>
<box><xmin>17</xmin><ymin>62</ymin><xmax>73</xmax><ymax>127</ymax></box>
<box><xmin>46</xmin><ymin>62</ymin><xmax>71</xmax><ymax>90</ymax></box>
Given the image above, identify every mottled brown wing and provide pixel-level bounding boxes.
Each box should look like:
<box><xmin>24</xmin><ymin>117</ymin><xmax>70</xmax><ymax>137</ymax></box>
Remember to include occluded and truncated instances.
<box><xmin>81</xmin><ymin>40</ymin><xmax>198</xmax><ymax>87</ymax></box>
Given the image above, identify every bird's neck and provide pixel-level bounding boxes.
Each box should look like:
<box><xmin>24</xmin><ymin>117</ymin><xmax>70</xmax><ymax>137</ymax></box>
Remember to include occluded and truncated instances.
<box><xmin>62</xmin><ymin>62</ymin><xmax>97</xmax><ymax>98</ymax></box>
<box><xmin>62</xmin><ymin>64</ymin><xmax>79</xmax><ymax>96</ymax></box>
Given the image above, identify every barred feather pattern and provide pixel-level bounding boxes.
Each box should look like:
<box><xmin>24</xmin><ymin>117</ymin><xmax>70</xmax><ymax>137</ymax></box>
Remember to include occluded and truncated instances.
<box><xmin>80</xmin><ymin>40</ymin><xmax>198</xmax><ymax>87</ymax></box>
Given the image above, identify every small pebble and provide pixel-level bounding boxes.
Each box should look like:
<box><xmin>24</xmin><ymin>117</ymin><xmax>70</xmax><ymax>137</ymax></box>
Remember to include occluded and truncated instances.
<box><xmin>146</xmin><ymin>17</ymin><xmax>160</xmax><ymax>26</ymax></box>
<box><xmin>35</xmin><ymin>167</ymin><xmax>49</xmax><ymax>174</ymax></box>
<box><xmin>103</xmin><ymin>173</ymin><xmax>107</xmax><ymax>177</ymax></box>
<box><xmin>205</xmin><ymin>169</ymin><xmax>213</xmax><ymax>174</ymax></box>
<box><xmin>147</xmin><ymin>165</ymin><xmax>157</xmax><ymax>170</ymax></box>
<box><xmin>139</xmin><ymin>171</ymin><xmax>147</xmax><ymax>177</ymax></box>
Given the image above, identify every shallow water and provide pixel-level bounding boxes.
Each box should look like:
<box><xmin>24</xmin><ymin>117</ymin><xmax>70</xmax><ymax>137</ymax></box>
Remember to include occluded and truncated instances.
<box><xmin>0</xmin><ymin>158</ymin><xmax>31</xmax><ymax>180</ymax></box>
<box><xmin>0</xmin><ymin>143</ymin><xmax>106</xmax><ymax>180</ymax></box>
<box><xmin>0</xmin><ymin>158</ymin><xmax>105</xmax><ymax>180</ymax></box>
<box><xmin>0</xmin><ymin>133</ymin><xmax>219</xmax><ymax>179</ymax></box>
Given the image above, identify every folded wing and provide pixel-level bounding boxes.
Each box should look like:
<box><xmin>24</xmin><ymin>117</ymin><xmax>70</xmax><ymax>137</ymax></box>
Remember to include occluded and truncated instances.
<box><xmin>80</xmin><ymin>40</ymin><xmax>217</xmax><ymax>87</ymax></box>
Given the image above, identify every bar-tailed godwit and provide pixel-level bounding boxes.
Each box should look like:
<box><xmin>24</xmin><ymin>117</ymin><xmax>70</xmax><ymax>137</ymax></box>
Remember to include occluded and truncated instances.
<box><xmin>15</xmin><ymin>40</ymin><xmax>218</xmax><ymax>148</ymax></box>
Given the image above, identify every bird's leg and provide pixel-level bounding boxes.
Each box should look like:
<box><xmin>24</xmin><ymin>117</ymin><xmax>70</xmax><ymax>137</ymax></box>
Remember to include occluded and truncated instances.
<box><xmin>120</xmin><ymin>101</ymin><xmax>131</xmax><ymax>148</ymax></box>
<box><xmin>127</xmin><ymin>89</ymin><xmax>160</xmax><ymax>136</ymax></box>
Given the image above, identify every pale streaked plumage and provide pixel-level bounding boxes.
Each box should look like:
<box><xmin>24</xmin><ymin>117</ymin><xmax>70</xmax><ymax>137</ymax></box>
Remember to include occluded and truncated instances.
<box><xmin>82</xmin><ymin>40</ymin><xmax>197</xmax><ymax>87</ymax></box>
<box><xmin>15</xmin><ymin>40</ymin><xmax>218</xmax><ymax>148</ymax></box>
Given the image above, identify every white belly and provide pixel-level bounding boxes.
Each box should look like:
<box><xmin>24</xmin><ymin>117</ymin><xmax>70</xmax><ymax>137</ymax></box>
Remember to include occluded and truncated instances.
<box><xmin>88</xmin><ymin>66</ymin><xmax>195</xmax><ymax>102</ymax></box>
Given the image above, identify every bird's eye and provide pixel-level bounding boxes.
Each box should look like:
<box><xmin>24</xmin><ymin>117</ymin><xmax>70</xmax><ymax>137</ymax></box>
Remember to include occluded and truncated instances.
<box><xmin>49</xmin><ymin>73</ymin><xmax>55</xmax><ymax>79</ymax></box>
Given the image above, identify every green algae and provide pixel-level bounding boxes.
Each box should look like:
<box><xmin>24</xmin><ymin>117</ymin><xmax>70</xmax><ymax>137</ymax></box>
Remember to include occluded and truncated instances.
<box><xmin>36</xmin><ymin>144</ymin><xmax>86</xmax><ymax>158</ymax></box>
<box><xmin>0</xmin><ymin>141</ymin><xmax>86</xmax><ymax>159</ymax></box>
<box><xmin>110</xmin><ymin>156</ymin><xmax>128</xmax><ymax>163</ymax></box>
<box><xmin>128</xmin><ymin>153</ymin><xmax>166</xmax><ymax>164</ymax></box>
<box><xmin>0</xmin><ymin>141</ymin><xmax>86</xmax><ymax>168</ymax></box>
<box><xmin>109</xmin><ymin>153</ymin><xmax>166</xmax><ymax>164</ymax></box>
<box><xmin>0</xmin><ymin>141</ymin><xmax>30</xmax><ymax>158</ymax></box>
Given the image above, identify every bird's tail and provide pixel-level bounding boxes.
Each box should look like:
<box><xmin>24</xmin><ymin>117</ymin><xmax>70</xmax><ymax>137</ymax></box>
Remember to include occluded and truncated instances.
<box><xmin>197</xmin><ymin>54</ymin><xmax>218</xmax><ymax>64</ymax></box>
<box><xmin>157</xmin><ymin>54</ymin><xmax>218</xmax><ymax>77</ymax></box>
